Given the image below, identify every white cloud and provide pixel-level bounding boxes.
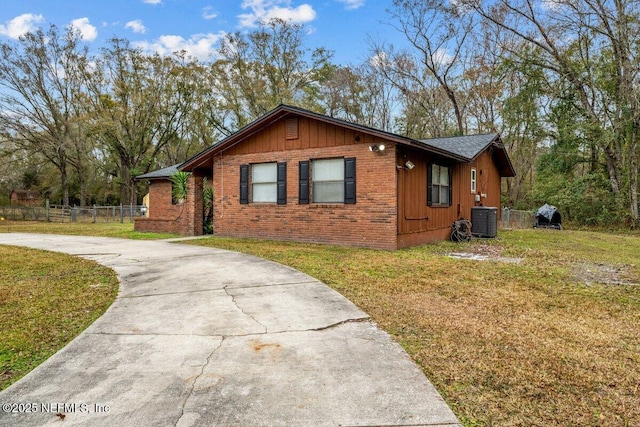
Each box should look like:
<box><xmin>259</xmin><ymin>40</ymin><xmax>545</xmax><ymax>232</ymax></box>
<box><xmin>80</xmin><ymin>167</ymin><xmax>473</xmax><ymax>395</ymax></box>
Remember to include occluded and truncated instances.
<box><xmin>369</xmin><ymin>51</ymin><xmax>389</xmax><ymax>69</ymax></box>
<box><xmin>143</xmin><ymin>0</ymin><xmax>162</xmax><ymax>4</ymax></box>
<box><xmin>202</xmin><ymin>6</ymin><xmax>218</xmax><ymax>20</ymax></box>
<box><xmin>238</xmin><ymin>0</ymin><xmax>316</xmax><ymax>28</ymax></box>
<box><xmin>432</xmin><ymin>48</ymin><xmax>453</xmax><ymax>66</ymax></box>
<box><xmin>337</xmin><ymin>0</ymin><xmax>364</xmax><ymax>10</ymax></box>
<box><xmin>125</xmin><ymin>19</ymin><xmax>146</xmax><ymax>34</ymax></box>
<box><xmin>69</xmin><ymin>17</ymin><xmax>97</xmax><ymax>41</ymax></box>
<box><xmin>0</xmin><ymin>13</ymin><xmax>44</xmax><ymax>39</ymax></box>
<box><xmin>133</xmin><ymin>32</ymin><xmax>226</xmax><ymax>61</ymax></box>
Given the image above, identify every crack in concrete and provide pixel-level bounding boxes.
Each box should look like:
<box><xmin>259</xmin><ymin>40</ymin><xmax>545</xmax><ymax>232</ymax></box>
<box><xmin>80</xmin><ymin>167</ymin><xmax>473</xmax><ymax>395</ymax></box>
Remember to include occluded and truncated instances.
<box><xmin>85</xmin><ymin>317</ymin><xmax>372</xmax><ymax>338</ymax></box>
<box><xmin>174</xmin><ymin>337</ymin><xmax>225</xmax><ymax>427</ymax></box>
<box><xmin>223</xmin><ymin>285</ymin><xmax>268</xmax><ymax>334</ymax></box>
<box><xmin>119</xmin><ymin>288</ymin><xmax>226</xmax><ymax>299</ymax></box>
<box><xmin>307</xmin><ymin>316</ymin><xmax>371</xmax><ymax>332</ymax></box>
<box><xmin>221</xmin><ymin>280</ymin><xmax>321</xmax><ymax>290</ymax></box>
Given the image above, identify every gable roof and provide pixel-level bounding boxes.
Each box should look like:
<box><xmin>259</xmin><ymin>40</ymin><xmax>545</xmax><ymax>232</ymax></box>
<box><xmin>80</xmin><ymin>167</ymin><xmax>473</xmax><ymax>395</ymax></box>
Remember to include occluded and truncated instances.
<box><xmin>179</xmin><ymin>104</ymin><xmax>515</xmax><ymax>177</ymax></box>
<box><xmin>418</xmin><ymin>133</ymin><xmax>515</xmax><ymax>177</ymax></box>
<box><xmin>418</xmin><ymin>134</ymin><xmax>497</xmax><ymax>160</ymax></box>
<box><xmin>136</xmin><ymin>163</ymin><xmax>181</xmax><ymax>180</ymax></box>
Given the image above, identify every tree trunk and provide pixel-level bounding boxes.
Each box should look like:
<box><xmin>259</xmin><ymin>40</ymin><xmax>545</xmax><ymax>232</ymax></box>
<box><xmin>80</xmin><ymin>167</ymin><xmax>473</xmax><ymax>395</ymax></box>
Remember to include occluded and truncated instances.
<box><xmin>60</xmin><ymin>167</ymin><xmax>69</xmax><ymax>207</ymax></box>
<box><xmin>629</xmin><ymin>128</ymin><xmax>639</xmax><ymax>219</ymax></box>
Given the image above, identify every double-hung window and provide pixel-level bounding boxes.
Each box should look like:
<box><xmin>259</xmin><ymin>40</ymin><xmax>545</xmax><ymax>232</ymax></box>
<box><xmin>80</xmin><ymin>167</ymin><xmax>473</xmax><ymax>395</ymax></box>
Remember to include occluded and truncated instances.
<box><xmin>428</xmin><ymin>163</ymin><xmax>451</xmax><ymax>206</ymax></box>
<box><xmin>252</xmin><ymin>163</ymin><xmax>277</xmax><ymax>203</ymax></box>
<box><xmin>240</xmin><ymin>162</ymin><xmax>287</xmax><ymax>204</ymax></box>
<box><xmin>312</xmin><ymin>159</ymin><xmax>345</xmax><ymax>203</ymax></box>
<box><xmin>298</xmin><ymin>157</ymin><xmax>356</xmax><ymax>204</ymax></box>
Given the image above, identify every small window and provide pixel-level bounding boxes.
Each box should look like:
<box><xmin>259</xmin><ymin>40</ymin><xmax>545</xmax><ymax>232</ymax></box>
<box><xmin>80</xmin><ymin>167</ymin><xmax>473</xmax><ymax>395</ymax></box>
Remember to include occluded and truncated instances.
<box><xmin>429</xmin><ymin>164</ymin><xmax>451</xmax><ymax>206</ymax></box>
<box><xmin>471</xmin><ymin>168</ymin><xmax>477</xmax><ymax>194</ymax></box>
<box><xmin>312</xmin><ymin>158</ymin><xmax>344</xmax><ymax>203</ymax></box>
<box><xmin>252</xmin><ymin>162</ymin><xmax>277</xmax><ymax>203</ymax></box>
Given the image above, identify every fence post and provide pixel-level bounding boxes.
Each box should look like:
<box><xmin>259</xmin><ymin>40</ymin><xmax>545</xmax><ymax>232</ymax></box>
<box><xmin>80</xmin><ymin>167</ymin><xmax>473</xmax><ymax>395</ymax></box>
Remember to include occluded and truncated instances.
<box><xmin>120</xmin><ymin>204</ymin><xmax>124</xmax><ymax>223</ymax></box>
<box><xmin>92</xmin><ymin>205</ymin><xmax>97</xmax><ymax>223</ymax></box>
<box><xmin>46</xmin><ymin>199</ymin><xmax>50</xmax><ymax>222</ymax></box>
<box><xmin>130</xmin><ymin>205</ymin><xmax>133</xmax><ymax>222</ymax></box>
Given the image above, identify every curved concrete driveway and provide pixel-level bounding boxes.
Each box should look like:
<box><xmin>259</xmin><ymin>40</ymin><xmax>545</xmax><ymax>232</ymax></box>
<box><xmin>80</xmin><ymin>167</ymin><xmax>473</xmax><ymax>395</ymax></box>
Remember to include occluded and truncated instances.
<box><xmin>0</xmin><ymin>233</ymin><xmax>460</xmax><ymax>427</ymax></box>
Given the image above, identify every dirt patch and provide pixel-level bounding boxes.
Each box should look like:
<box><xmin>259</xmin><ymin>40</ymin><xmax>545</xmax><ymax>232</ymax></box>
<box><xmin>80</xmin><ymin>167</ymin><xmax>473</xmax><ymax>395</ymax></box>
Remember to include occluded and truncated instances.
<box><xmin>575</xmin><ymin>262</ymin><xmax>639</xmax><ymax>286</ymax></box>
<box><xmin>448</xmin><ymin>243</ymin><xmax>523</xmax><ymax>263</ymax></box>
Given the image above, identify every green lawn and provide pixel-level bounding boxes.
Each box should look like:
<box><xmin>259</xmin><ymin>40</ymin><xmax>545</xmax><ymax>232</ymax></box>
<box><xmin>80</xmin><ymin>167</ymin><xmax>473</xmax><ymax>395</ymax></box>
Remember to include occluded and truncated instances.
<box><xmin>0</xmin><ymin>245</ymin><xmax>119</xmax><ymax>390</ymax></box>
<box><xmin>0</xmin><ymin>220</ymin><xmax>178</xmax><ymax>239</ymax></box>
<box><xmin>1</xmin><ymin>221</ymin><xmax>639</xmax><ymax>426</ymax></box>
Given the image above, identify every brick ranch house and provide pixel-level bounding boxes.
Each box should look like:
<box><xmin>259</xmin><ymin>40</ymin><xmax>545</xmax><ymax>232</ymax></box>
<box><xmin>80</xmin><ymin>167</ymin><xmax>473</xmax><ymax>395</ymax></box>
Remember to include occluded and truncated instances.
<box><xmin>135</xmin><ymin>104</ymin><xmax>515</xmax><ymax>250</ymax></box>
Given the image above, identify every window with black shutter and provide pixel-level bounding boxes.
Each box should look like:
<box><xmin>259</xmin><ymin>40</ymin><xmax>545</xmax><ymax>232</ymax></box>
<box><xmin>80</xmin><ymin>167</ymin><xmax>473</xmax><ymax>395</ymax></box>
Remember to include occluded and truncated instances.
<box><xmin>344</xmin><ymin>157</ymin><xmax>356</xmax><ymax>204</ymax></box>
<box><xmin>303</xmin><ymin>157</ymin><xmax>357</xmax><ymax>204</ymax></box>
<box><xmin>240</xmin><ymin>164</ymin><xmax>249</xmax><ymax>204</ymax></box>
<box><xmin>299</xmin><ymin>161</ymin><xmax>309</xmax><ymax>204</ymax></box>
<box><xmin>277</xmin><ymin>162</ymin><xmax>287</xmax><ymax>205</ymax></box>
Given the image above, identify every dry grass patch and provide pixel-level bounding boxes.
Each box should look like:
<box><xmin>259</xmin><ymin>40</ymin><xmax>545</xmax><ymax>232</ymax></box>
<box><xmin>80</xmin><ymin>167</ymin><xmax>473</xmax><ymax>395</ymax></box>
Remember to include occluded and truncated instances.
<box><xmin>187</xmin><ymin>230</ymin><xmax>640</xmax><ymax>426</ymax></box>
<box><xmin>0</xmin><ymin>245</ymin><xmax>118</xmax><ymax>390</ymax></box>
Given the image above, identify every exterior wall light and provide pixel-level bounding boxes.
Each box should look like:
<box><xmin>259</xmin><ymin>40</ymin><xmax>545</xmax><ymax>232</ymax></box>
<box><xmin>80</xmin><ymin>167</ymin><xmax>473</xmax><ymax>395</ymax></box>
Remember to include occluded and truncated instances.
<box><xmin>404</xmin><ymin>160</ymin><xmax>415</xmax><ymax>170</ymax></box>
<box><xmin>369</xmin><ymin>144</ymin><xmax>385</xmax><ymax>152</ymax></box>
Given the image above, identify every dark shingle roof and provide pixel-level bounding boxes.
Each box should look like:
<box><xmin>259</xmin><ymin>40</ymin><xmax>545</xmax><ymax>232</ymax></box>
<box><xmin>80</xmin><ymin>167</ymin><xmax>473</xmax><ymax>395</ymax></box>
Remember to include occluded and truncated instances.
<box><xmin>418</xmin><ymin>133</ymin><xmax>499</xmax><ymax>161</ymax></box>
<box><xmin>136</xmin><ymin>164</ymin><xmax>181</xmax><ymax>180</ymax></box>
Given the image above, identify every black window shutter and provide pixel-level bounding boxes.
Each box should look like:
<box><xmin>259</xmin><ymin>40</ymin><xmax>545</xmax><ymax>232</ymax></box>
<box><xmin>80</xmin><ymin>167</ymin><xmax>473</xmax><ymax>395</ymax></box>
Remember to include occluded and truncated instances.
<box><xmin>344</xmin><ymin>157</ymin><xmax>356</xmax><ymax>204</ymax></box>
<box><xmin>277</xmin><ymin>162</ymin><xmax>287</xmax><ymax>205</ymax></box>
<box><xmin>427</xmin><ymin>163</ymin><xmax>433</xmax><ymax>206</ymax></box>
<box><xmin>240</xmin><ymin>164</ymin><xmax>249</xmax><ymax>204</ymax></box>
<box><xmin>448</xmin><ymin>167</ymin><xmax>453</xmax><ymax>207</ymax></box>
<box><xmin>299</xmin><ymin>161</ymin><xmax>309</xmax><ymax>204</ymax></box>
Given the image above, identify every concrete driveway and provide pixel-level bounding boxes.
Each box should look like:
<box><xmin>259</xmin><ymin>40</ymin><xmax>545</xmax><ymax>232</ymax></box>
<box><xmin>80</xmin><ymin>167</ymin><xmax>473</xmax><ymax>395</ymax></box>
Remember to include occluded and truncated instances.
<box><xmin>0</xmin><ymin>233</ymin><xmax>460</xmax><ymax>426</ymax></box>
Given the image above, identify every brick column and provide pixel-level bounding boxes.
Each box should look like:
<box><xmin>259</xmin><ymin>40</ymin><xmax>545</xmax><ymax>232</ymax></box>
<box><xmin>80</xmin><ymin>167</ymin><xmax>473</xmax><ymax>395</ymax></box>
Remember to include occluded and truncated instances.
<box><xmin>185</xmin><ymin>172</ymin><xmax>204</xmax><ymax>236</ymax></box>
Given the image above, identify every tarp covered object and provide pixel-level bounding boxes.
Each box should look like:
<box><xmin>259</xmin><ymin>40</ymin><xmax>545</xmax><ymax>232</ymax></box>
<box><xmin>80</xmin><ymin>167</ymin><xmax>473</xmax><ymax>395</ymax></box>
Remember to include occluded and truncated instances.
<box><xmin>535</xmin><ymin>204</ymin><xmax>562</xmax><ymax>229</ymax></box>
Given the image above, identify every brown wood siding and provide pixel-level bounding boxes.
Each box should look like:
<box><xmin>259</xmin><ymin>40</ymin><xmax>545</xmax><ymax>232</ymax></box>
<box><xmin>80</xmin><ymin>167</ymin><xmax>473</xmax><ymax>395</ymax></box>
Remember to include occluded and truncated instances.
<box><xmin>397</xmin><ymin>149</ymin><xmax>503</xmax><ymax>247</ymax></box>
<box><xmin>223</xmin><ymin>116</ymin><xmax>382</xmax><ymax>156</ymax></box>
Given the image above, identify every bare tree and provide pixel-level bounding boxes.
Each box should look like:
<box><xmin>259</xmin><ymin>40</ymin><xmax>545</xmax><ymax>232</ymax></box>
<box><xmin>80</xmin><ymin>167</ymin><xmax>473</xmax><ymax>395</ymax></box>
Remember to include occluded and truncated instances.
<box><xmin>211</xmin><ymin>18</ymin><xmax>333</xmax><ymax>127</ymax></box>
<box><xmin>0</xmin><ymin>26</ymin><xmax>90</xmax><ymax>206</ymax></box>
<box><xmin>375</xmin><ymin>0</ymin><xmax>475</xmax><ymax>136</ymax></box>
<box><xmin>86</xmin><ymin>39</ymin><xmax>195</xmax><ymax>205</ymax></box>
<box><xmin>468</xmin><ymin>0</ymin><xmax>640</xmax><ymax>219</ymax></box>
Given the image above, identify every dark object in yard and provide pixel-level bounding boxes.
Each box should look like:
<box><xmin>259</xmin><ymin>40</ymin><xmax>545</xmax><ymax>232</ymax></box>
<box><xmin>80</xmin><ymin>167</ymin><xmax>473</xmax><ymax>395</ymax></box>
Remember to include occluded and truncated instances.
<box><xmin>451</xmin><ymin>218</ymin><xmax>472</xmax><ymax>242</ymax></box>
<box><xmin>471</xmin><ymin>206</ymin><xmax>498</xmax><ymax>238</ymax></box>
<box><xmin>534</xmin><ymin>204</ymin><xmax>562</xmax><ymax>229</ymax></box>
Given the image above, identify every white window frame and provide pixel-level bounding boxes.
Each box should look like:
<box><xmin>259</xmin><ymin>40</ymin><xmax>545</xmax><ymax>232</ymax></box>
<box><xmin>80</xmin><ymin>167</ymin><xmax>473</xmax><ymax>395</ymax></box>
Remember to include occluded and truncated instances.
<box><xmin>251</xmin><ymin>162</ymin><xmax>277</xmax><ymax>203</ymax></box>
<box><xmin>312</xmin><ymin>158</ymin><xmax>344</xmax><ymax>203</ymax></box>
<box><xmin>471</xmin><ymin>168</ymin><xmax>477</xmax><ymax>194</ymax></box>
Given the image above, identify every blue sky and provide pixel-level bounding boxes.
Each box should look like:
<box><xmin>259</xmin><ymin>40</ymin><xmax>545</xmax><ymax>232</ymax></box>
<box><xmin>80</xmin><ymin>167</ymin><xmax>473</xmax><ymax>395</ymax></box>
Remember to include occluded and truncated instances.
<box><xmin>0</xmin><ymin>0</ymin><xmax>403</xmax><ymax>65</ymax></box>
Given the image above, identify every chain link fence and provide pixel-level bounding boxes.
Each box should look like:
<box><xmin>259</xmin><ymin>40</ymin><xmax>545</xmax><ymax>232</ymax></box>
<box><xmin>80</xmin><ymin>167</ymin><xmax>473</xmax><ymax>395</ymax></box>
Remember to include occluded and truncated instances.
<box><xmin>500</xmin><ymin>208</ymin><xmax>535</xmax><ymax>229</ymax></box>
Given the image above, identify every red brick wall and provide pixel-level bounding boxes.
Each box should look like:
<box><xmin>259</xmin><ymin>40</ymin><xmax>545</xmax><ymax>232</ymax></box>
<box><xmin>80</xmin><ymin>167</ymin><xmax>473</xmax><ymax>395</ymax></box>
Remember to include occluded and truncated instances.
<box><xmin>135</xmin><ymin>175</ymin><xmax>204</xmax><ymax>236</ymax></box>
<box><xmin>212</xmin><ymin>143</ymin><xmax>398</xmax><ymax>250</ymax></box>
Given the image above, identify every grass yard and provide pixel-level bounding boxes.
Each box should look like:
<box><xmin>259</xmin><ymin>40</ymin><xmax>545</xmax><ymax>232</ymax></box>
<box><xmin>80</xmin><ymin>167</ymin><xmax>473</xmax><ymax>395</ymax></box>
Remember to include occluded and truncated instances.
<box><xmin>0</xmin><ymin>220</ymin><xmax>178</xmax><ymax>240</ymax></box>
<box><xmin>0</xmin><ymin>245</ymin><xmax>119</xmax><ymax>390</ymax></box>
<box><xmin>1</xmin><ymin>221</ymin><xmax>639</xmax><ymax>426</ymax></box>
<box><xmin>185</xmin><ymin>230</ymin><xmax>640</xmax><ymax>427</ymax></box>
